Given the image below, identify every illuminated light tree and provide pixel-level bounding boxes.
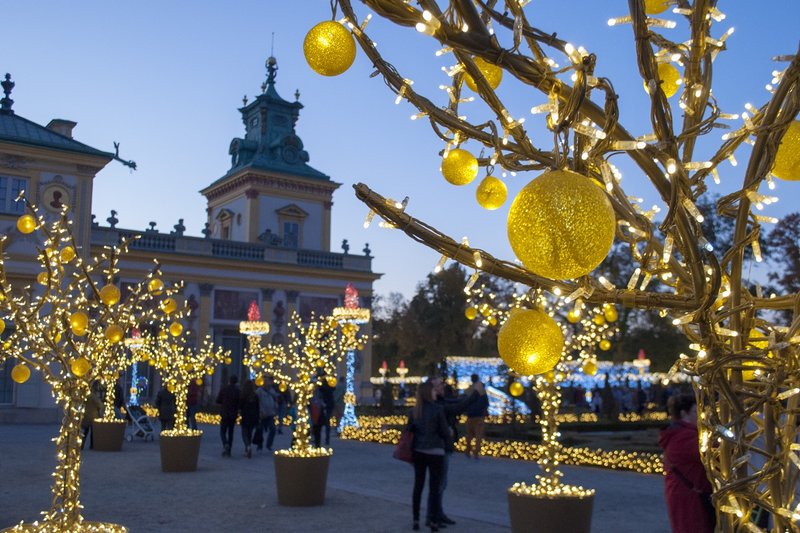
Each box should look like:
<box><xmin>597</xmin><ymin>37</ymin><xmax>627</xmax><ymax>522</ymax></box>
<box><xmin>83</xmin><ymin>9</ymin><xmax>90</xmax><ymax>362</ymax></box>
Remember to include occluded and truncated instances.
<box><xmin>311</xmin><ymin>1</ymin><xmax>800</xmax><ymax>528</ymax></box>
<box><xmin>331</xmin><ymin>283</ymin><xmax>370</xmax><ymax>431</ymax></box>
<box><xmin>0</xmin><ymin>195</ymin><xmax>177</xmax><ymax>532</ymax></box>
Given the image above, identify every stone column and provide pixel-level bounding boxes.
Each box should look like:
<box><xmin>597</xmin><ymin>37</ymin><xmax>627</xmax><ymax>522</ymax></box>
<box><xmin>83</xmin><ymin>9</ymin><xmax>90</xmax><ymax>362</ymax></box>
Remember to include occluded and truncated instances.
<box><xmin>261</xmin><ymin>288</ymin><xmax>274</xmax><ymax>326</ymax></box>
<box><xmin>322</xmin><ymin>200</ymin><xmax>333</xmax><ymax>251</ymax></box>
<box><xmin>245</xmin><ymin>188</ymin><xmax>260</xmax><ymax>242</ymax></box>
<box><xmin>286</xmin><ymin>290</ymin><xmax>300</xmax><ymax>322</ymax></box>
<box><xmin>359</xmin><ymin>295</ymin><xmax>374</xmax><ymax>401</ymax></box>
<box><xmin>198</xmin><ymin>283</ymin><xmax>217</xmax><ymax>395</ymax></box>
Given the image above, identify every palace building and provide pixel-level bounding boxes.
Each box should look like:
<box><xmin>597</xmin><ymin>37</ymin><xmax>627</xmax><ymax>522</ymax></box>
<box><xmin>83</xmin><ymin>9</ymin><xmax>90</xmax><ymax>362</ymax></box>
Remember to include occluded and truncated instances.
<box><xmin>0</xmin><ymin>60</ymin><xmax>379</xmax><ymax>421</ymax></box>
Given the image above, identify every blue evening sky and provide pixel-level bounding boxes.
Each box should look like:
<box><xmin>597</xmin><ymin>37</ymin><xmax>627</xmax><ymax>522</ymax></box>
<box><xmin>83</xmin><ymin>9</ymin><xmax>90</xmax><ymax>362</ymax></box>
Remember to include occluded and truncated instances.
<box><xmin>5</xmin><ymin>2</ymin><xmax>798</xmax><ymax>300</ymax></box>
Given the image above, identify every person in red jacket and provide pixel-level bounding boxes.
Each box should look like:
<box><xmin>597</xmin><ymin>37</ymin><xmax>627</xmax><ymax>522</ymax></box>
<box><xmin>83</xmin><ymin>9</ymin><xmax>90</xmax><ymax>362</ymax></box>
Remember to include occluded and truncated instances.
<box><xmin>659</xmin><ymin>393</ymin><xmax>715</xmax><ymax>533</ymax></box>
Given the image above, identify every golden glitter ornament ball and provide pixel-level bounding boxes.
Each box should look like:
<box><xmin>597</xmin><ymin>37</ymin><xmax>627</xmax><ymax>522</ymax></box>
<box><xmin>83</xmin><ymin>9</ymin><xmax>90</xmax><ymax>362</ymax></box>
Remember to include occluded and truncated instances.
<box><xmin>497</xmin><ymin>308</ymin><xmax>564</xmax><ymax>376</ymax></box>
<box><xmin>509</xmin><ymin>381</ymin><xmax>524</xmax><ymax>397</ymax></box>
<box><xmin>304</xmin><ymin>21</ymin><xmax>356</xmax><ymax>77</ymax></box>
<box><xmin>507</xmin><ymin>169</ymin><xmax>616</xmax><ymax>280</ymax></box>
<box><xmin>464</xmin><ymin>57</ymin><xmax>503</xmax><ymax>92</ymax></box>
<box><xmin>644</xmin><ymin>0</ymin><xmax>670</xmax><ymax>14</ymax></box>
<box><xmin>475</xmin><ymin>175</ymin><xmax>508</xmax><ymax>210</ymax></box>
<box><xmin>441</xmin><ymin>148</ymin><xmax>478</xmax><ymax>186</ymax></box>
<box><xmin>772</xmin><ymin>120</ymin><xmax>800</xmax><ymax>181</ymax></box>
<box><xmin>644</xmin><ymin>63</ymin><xmax>681</xmax><ymax>98</ymax></box>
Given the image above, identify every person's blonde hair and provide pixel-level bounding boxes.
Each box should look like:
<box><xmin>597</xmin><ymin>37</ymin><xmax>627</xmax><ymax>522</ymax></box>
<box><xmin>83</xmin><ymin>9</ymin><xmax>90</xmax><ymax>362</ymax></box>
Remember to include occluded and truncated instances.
<box><xmin>413</xmin><ymin>381</ymin><xmax>435</xmax><ymax>420</ymax></box>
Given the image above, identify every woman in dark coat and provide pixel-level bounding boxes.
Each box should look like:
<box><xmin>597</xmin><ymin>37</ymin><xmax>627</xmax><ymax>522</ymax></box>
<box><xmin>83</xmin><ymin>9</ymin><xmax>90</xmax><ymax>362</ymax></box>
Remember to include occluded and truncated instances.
<box><xmin>659</xmin><ymin>394</ymin><xmax>714</xmax><ymax>533</ymax></box>
<box><xmin>407</xmin><ymin>380</ymin><xmax>449</xmax><ymax>532</ymax></box>
<box><xmin>238</xmin><ymin>379</ymin><xmax>260</xmax><ymax>458</ymax></box>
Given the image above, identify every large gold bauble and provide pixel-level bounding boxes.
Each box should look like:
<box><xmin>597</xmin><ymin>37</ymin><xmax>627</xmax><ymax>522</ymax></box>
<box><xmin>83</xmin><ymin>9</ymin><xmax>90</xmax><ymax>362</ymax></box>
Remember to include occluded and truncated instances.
<box><xmin>37</xmin><ymin>272</ymin><xmax>49</xmax><ymax>285</ymax></box>
<box><xmin>59</xmin><ymin>246</ymin><xmax>76</xmax><ymax>263</ymax></box>
<box><xmin>644</xmin><ymin>0</ymin><xmax>670</xmax><ymax>14</ymax></box>
<box><xmin>599</xmin><ymin>339</ymin><xmax>612</xmax><ymax>351</ymax></box>
<box><xmin>11</xmin><ymin>364</ymin><xmax>31</xmax><ymax>384</ymax></box>
<box><xmin>497</xmin><ymin>309</ymin><xmax>564</xmax><ymax>376</ymax></box>
<box><xmin>148</xmin><ymin>278</ymin><xmax>164</xmax><ymax>295</ymax></box>
<box><xmin>475</xmin><ymin>176</ymin><xmax>508</xmax><ymax>210</ymax></box>
<box><xmin>603</xmin><ymin>304</ymin><xmax>618</xmax><ymax>323</ymax></box>
<box><xmin>464</xmin><ymin>57</ymin><xmax>503</xmax><ymax>92</ymax></box>
<box><xmin>0</xmin><ymin>318</ymin><xmax>5</xmax><ymax>335</ymax></box>
<box><xmin>105</xmin><ymin>324</ymin><xmax>124</xmax><ymax>344</ymax></box>
<box><xmin>161</xmin><ymin>298</ymin><xmax>177</xmax><ymax>314</ymax></box>
<box><xmin>593</xmin><ymin>314</ymin><xmax>606</xmax><ymax>326</ymax></box>
<box><xmin>16</xmin><ymin>214</ymin><xmax>36</xmax><ymax>234</ymax></box>
<box><xmin>303</xmin><ymin>21</ymin><xmax>356</xmax><ymax>77</ymax></box>
<box><xmin>507</xmin><ymin>169</ymin><xmax>616</xmax><ymax>280</ymax></box>
<box><xmin>772</xmin><ymin>120</ymin><xmax>800</xmax><ymax>181</ymax></box>
<box><xmin>70</xmin><ymin>311</ymin><xmax>89</xmax><ymax>335</ymax></box>
<box><xmin>582</xmin><ymin>359</ymin><xmax>598</xmax><ymax>376</ymax></box>
<box><xmin>465</xmin><ymin>307</ymin><xmax>478</xmax><ymax>320</ymax></box>
<box><xmin>509</xmin><ymin>381</ymin><xmax>524</xmax><ymax>397</ymax></box>
<box><xmin>327</xmin><ymin>376</ymin><xmax>338</xmax><ymax>388</ymax></box>
<box><xmin>99</xmin><ymin>284</ymin><xmax>121</xmax><ymax>306</ymax></box>
<box><xmin>168</xmin><ymin>322</ymin><xmax>183</xmax><ymax>337</ymax></box>
<box><xmin>71</xmin><ymin>357</ymin><xmax>91</xmax><ymax>377</ymax></box>
<box><xmin>441</xmin><ymin>149</ymin><xmax>478</xmax><ymax>186</ymax></box>
<box><xmin>644</xmin><ymin>63</ymin><xmax>681</xmax><ymax>98</ymax></box>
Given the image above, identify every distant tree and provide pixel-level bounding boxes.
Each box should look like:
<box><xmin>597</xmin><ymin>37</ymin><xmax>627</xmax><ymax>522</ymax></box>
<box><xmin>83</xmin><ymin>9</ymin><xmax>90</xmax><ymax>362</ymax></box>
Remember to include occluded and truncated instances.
<box><xmin>765</xmin><ymin>212</ymin><xmax>800</xmax><ymax>295</ymax></box>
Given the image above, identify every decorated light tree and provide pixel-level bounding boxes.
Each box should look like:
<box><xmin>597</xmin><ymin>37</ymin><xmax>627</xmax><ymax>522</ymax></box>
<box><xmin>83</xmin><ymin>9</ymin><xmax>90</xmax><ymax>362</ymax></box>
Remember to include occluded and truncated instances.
<box><xmin>304</xmin><ymin>2</ymin><xmax>800</xmax><ymax>529</ymax></box>
<box><xmin>331</xmin><ymin>283</ymin><xmax>370</xmax><ymax>431</ymax></box>
<box><xmin>240</xmin><ymin>300</ymin><xmax>291</xmax><ymax>394</ymax></box>
<box><xmin>0</xmin><ymin>196</ymin><xmax>177</xmax><ymax>532</ymax></box>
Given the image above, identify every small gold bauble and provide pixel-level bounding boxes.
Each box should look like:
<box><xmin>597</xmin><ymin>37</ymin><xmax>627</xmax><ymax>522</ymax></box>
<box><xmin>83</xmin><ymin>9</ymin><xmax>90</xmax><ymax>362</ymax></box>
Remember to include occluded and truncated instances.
<box><xmin>465</xmin><ymin>307</ymin><xmax>478</xmax><ymax>320</ymax></box>
<box><xmin>772</xmin><ymin>120</ymin><xmax>800</xmax><ymax>181</ymax></box>
<box><xmin>148</xmin><ymin>278</ymin><xmax>164</xmax><ymax>295</ymax></box>
<box><xmin>279</xmin><ymin>383</ymin><xmax>287</xmax><ymax>392</ymax></box>
<box><xmin>206</xmin><ymin>367</ymin><xmax>214</xmax><ymax>375</ymax></box>
<box><xmin>327</xmin><ymin>376</ymin><xmax>338</xmax><ymax>388</ymax></box>
<box><xmin>475</xmin><ymin>175</ymin><xmax>508</xmax><ymax>210</ymax></box>
<box><xmin>303</xmin><ymin>21</ymin><xmax>356</xmax><ymax>77</ymax></box>
<box><xmin>224</xmin><ymin>357</ymin><xmax>232</xmax><ymax>365</ymax></box>
<box><xmin>70</xmin><ymin>357</ymin><xmax>91</xmax><ymax>377</ymax></box>
<box><xmin>743</xmin><ymin>329</ymin><xmax>772</xmax><ymax>380</ymax></box>
<box><xmin>593</xmin><ymin>314</ymin><xmax>606</xmax><ymax>326</ymax></box>
<box><xmin>497</xmin><ymin>308</ymin><xmax>564</xmax><ymax>376</ymax></box>
<box><xmin>11</xmin><ymin>364</ymin><xmax>31</xmax><ymax>384</ymax></box>
<box><xmin>315</xmin><ymin>358</ymin><xmax>326</xmax><ymax>368</ymax></box>
<box><xmin>567</xmin><ymin>309</ymin><xmax>581</xmax><ymax>324</ymax></box>
<box><xmin>196</xmin><ymin>378</ymin><xmax>204</xmax><ymax>386</ymax></box>
<box><xmin>488</xmin><ymin>316</ymin><xmax>497</xmax><ymax>326</ymax></box>
<box><xmin>69</xmin><ymin>311</ymin><xmax>89</xmax><ymax>335</ymax></box>
<box><xmin>509</xmin><ymin>381</ymin><xmax>524</xmax><ymax>397</ymax></box>
<box><xmin>299</xmin><ymin>373</ymin><xmax>309</xmax><ymax>382</ymax></box>
<box><xmin>441</xmin><ymin>148</ymin><xmax>478</xmax><ymax>186</ymax></box>
<box><xmin>644</xmin><ymin>0</ymin><xmax>670</xmax><ymax>14</ymax></box>
<box><xmin>161</xmin><ymin>298</ymin><xmax>177</xmax><ymax>314</ymax></box>
<box><xmin>167</xmin><ymin>383</ymin><xmax>175</xmax><ymax>393</ymax></box>
<box><xmin>168</xmin><ymin>322</ymin><xmax>183</xmax><ymax>337</ymax></box>
<box><xmin>37</xmin><ymin>272</ymin><xmax>49</xmax><ymax>285</ymax></box>
<box><xmin>599</xmin><ymin>339</ymin><xmax>612</xmax><ymax>351</ymax></box>
<box><xmin>59</xmin><ymin>246</ymin><xmax>76</xmax><ymax>263</ymax></box>
<box><xmin>644</xmin><ymin>63</ymin><xmax>681</xmax><ymax>98</ymax></box>
<box><xmin>0</xmin><ymin>318</ymin><xmax>5</xmax><ymax>335</ymax></box>
<box><xmin>507</xmin><ymin>169</ymin><xmax>615</xmax><ymax>280</ymax></box>
<box><xmin>99</xmin><ymin>284</ymin><xmax>121</xmax><ymax>306</ymax></box>
<box><xmin>255</xmin><ymin>376</ymin><xmax>265</xmax><ymax>387</ymax></box>
<box><xmin>105</xmin><ymin>324</ymin><xmax>124</xmax><ymax>344</ymax></box>
<box><xmin>464</xmin><ymin>57</ymin><xmax>503</xmax><ymax>92</ymax></box>
<box><xmin>582</xmin><ymin>359</ymin><xmax>598</xmax><ymax>376</ymax></box>
<box><xmin>603</xmin><ymin>304</ymin><xmax>618</xmax><ymax>323</ymax></box>
<box><xmin>16</xmin><ymin>214</ymin><xmax>36</xmax><ymax>234</ymax></box>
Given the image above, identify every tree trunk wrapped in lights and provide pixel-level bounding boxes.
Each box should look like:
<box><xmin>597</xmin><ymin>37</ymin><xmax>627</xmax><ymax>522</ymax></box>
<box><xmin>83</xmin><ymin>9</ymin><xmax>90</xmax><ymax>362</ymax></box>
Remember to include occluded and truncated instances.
<box><xmin>0</xmin><ymin>196</ymin><xmax>182</xmax><ymax>532</ymax></box>
<box><xmin>307</xmin><ymin>1</ymin><xmax>800</xmax><ymax>530</ymax></box>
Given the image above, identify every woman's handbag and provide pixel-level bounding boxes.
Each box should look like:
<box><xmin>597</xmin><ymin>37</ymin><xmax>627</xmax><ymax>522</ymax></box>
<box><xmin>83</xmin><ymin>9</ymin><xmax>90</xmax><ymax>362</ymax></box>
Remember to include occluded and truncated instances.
<box><xmin>393</xmin><ymin>429</ymin><xmax>414</xmax><ymax>463</ymax></box>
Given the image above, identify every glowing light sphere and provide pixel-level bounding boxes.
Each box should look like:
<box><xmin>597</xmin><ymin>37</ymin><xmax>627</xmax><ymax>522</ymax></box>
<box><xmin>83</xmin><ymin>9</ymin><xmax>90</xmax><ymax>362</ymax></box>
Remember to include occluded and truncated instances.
<box><xmin>168</xmin><ymin>322</ymin><xmax>183</xmax><ymax>337</ymax></box>
<box><xmin>509</xmin><ymin>381</ymin><xmax>524</xmax><ymax>397</ymax></box>
<box><xmin>772</xmin><ymin>120</ymin><xmax>800</xmax><ymax>181</ymax></box>
<box><xmin>507</xmin><ymin>169</ymin><xmax>616</xmax><ymax>279</ymax></box>
<box><xmin>599</xmin><ymin>339</ymin><xmax>612</xmax><ymax>351</ymax></box>
<box><xmin>11</xmin><ymin>364</ymin><xmax>30</xmax><ymax>384</ymax></box>
<box><xmin>255</xmin><ymin>376</ymin><xmax>265</xmax><ymax>387</ymax></box>
<box><xmin>71</xmin><ymin>357</ymin><xmax>91</xmax><ymax>377</ymax></box>
<box><xmin>148</xmin><ymin>278</ymin><xmax>164</xmax><ymax>295</ymax></box>
<box><xmin>497</xmin><ymin>308</ymin><xmax>564</xmax><ymax>376</ymax></box>
<box><xmin>644</xmin><ymin>63</ymin><xmax>681</xmax><ymax>98</ymax></box>
<box><xmin>327</xmin><ymin>376</ymin><xmax>338</xmax><ymax>388</ymax></box>
<box><xmin>582</xmin><ymin>359</ymin><xmax>598</xmax><ymax>376</ymax></box>
<box><xmin>464</xmin><ymin>57</ymin><xmax>503</xmax><ymax>92</ymax></box>
<box><xmin>161</xmin><ymin>298</ymin><xmax>177</xmax><ymax>315</ymax></box>
<box><xmin>441</xmin><ymin>148</ymin><xmax>478</xmax><ymax>186</ymax></box>
<box><xmin>603</xmin><ymin>304</ymin><xmax>618</xmax><ymax>323</ymax></box>
<box><xmin>567</xmin><ymin>309</ymin><xmax>581</xmax><ymax>323</ymax></box>
<box><xmin>475</xmin><ymin>176</ymin><xmax>508</xmax><ymax>210</ymax></box>
<box><xmin>70</xmin><ymin>312</ymin><xmax>89</xmax><ymax>335</ymax></box>
<box><xmin>105</xmin><ymin>324</ymin><xmax>124</xmax><ymax>344</ymax></box>
<box><xmin>303</xmin><ymin>21</ymin><xmax>356</xmax><ymax>77</ymax></box>
<box><xmin>279</xmin><ymin>383</ymin><xmax>287</xmax><ymax>392</ymax></box>
<box><xmin>593</xmin><ymin>314</ymin><xmax>606</xmax><ymax>326</ymax></box>
<box><xmin>16</xmin><ymin>214</ymin><xmax>36</xmax><ymax>234</ymax></box>
<box><xmin>36</xmin><ymin>272</ymin><xmax>49</xmax><ymax>285</ymax></box>
<box><xmin>644</xmin><ymin>0</ymin><xmax>670</xmax><ymax>14</ymax></box>
<box><xmin>99</xmin><ymin>284</ymin><xmax>121</xmax><ymax>306</ymax></box>
<box><xmin>465</xmin><ymin>307</ymin><xmax>478</xmax><ymax>320</ymax></box>
<box><xmin>59</xmin><ymin>246</ymin><xmax>76</xmax><ymax>263</ymax></box>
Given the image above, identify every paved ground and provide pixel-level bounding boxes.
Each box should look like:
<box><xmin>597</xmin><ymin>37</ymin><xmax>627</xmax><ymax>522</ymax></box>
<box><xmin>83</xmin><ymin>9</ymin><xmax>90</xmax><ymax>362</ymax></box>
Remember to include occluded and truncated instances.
<box><xmin>0</xmin><ymin>423</ymin><xmax>669</xmax><ymax>532</ymax></box>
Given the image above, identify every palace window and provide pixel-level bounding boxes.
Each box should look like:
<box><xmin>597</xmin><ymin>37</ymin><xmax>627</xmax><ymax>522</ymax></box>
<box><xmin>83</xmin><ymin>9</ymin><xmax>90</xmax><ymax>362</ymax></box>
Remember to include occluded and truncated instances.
<box><xmin>0</xmin><ymin>176</ymin><xmax>28</xmax><ymax>214</ymax></box>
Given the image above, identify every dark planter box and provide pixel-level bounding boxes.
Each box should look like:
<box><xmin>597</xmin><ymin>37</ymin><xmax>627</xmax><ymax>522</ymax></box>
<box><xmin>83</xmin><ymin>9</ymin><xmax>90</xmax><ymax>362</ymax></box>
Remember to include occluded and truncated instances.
<box><xmin>92</xmin><ymin>420</ymin><xmax>126</xmax><ymax>452</ymax></box>
<box><xmin>274</xmin><ymin>453</ymin><xmax>331</xmax><ymax>506</ymax></box>
<box><xmin>159</xmin><ymin>433</ymin><xmax>202</xmax><ymax>472</ymax></box>
<box><xmin>508</xmin><ymin>489</ymin><xmax>594</xmax><ymax>533</ymax></box>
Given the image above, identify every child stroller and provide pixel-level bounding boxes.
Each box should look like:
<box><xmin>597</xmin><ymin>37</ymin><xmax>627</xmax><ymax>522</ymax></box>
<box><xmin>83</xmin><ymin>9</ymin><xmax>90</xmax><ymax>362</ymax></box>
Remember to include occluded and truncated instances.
<box><xmin>125</xmin><ymin>404</ymin><xmax>155</xmax><ymax>442</ymax></box>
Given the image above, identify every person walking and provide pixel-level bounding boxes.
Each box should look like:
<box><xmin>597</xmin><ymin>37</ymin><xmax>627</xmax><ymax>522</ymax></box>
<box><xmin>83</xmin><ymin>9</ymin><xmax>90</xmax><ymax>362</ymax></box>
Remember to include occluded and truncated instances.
<box><xmin>81</xmin><ymin>381</ymin><xmax>104</xmax><ymax>450</ymax></box>
<box><xmin>464</xmin><ymin>373</ymin><xmax>489</xmax><ymax>460</ymax></box>
<box><xmin>186</xmin><ymin>379</ymin><xmax>201</xmax><ymax>430</ymax></box>
<box><xmin>407</xmin><ymin>381</ymin><xmax>449</xmax><ymax>532</ymax></box>
<box><xmin>256</xmin><ymin>377</ymin><xmax>278</xmax><ymax>452</ymax></box>
<box><xmin>659</xmin><ymin>394</ymin><xmax>714</xmax><ymax>533</ymax></box>
<box><xmin>318</xmin><ymin>376</ymin><xmax>336</xmax><ymax>446</ymax></box>
<box><xmin>239</xmin><ymin>379</ymin><xmax>260</xmax><ymax>458</ymax></box>
<box><xmin>216</xmin><ymin>375</ymin><xmax>240</xmax><ymax>457</ymax></box>
<box><xmin>154</xmin><ymin>384</ymin><xmax>176</xmax><ymax>432</ymax></box>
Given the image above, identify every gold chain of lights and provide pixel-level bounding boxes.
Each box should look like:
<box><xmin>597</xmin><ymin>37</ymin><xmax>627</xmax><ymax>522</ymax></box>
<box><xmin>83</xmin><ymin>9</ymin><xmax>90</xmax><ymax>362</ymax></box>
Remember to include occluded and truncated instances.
<box><xmin>466</xmin><ymin>284</ymin><xmax>615</xmax><ymax>497</ymax></box>
<box><xmin>318</xmin><ymin>0</ymin><xmax>800</xmax><ymax>526</ymax></box>
<box><xmin>0</xmin><ymin>195</ymin><xmax>181</xmax><ymax>533</ymax></box>
<box><xmin>272</xmin><ymin>311</ymin><xmax>365</xmax><ymax>458</ymax></box>
<box><xmin>138</xmin><ymin>323</ymin><xmax>230</xmax><ymax>436</ymax></box>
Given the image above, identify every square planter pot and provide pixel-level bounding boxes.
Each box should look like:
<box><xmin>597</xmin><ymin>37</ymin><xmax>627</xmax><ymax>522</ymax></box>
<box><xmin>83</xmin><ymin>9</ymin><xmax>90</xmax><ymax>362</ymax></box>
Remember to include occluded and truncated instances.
<box><xmin>92</xmin><ymin>420</ymin><xmax>126</xmax><ymax>452</ymax></box>
<box><xmin>159</xmin><ymin>433</ymin><xmax>202</xmax><ymax>472</ymax></box>
<box><xmin>508</xmin><ymin>489</ymin><xmax>594</xmax><ymax>533</ymax></box>
<box><xmin>274</xmin><ymin>453</ymin><xmax>331</xmax><ymax>506</ymax></box>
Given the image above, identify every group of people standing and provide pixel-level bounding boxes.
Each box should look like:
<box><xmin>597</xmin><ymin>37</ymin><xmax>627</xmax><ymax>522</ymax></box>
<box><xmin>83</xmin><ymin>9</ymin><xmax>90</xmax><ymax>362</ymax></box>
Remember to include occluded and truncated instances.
<box><xmin>406</xmin><ymin>373</ymin><xmax>489</xmax><ymax>532</ymax></box>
